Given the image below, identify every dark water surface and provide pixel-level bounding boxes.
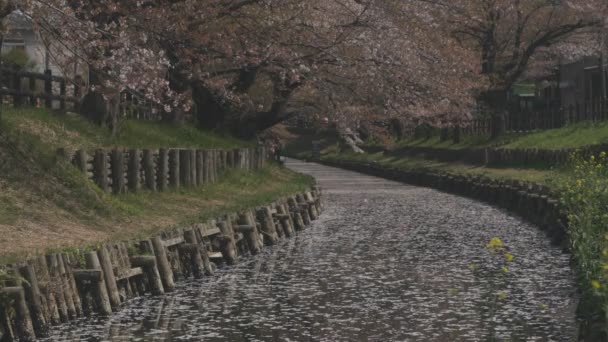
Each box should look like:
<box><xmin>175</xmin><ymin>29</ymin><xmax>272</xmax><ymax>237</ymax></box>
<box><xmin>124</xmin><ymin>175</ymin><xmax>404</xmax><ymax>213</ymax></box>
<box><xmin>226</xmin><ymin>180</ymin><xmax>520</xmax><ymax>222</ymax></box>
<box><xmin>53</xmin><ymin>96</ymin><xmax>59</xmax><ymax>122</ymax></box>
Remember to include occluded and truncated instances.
<box><xmin>44</xmin><ymin>160</ymin><xmax>578</xmax><ymax>341</ymax></box>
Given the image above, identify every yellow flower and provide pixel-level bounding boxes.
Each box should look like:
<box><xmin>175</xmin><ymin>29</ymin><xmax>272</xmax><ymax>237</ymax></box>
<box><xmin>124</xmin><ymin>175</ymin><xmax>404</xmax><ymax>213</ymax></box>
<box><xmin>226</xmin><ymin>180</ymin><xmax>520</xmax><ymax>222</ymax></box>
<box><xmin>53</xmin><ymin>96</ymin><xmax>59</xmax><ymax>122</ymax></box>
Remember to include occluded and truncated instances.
<box><xmin>468</xmin><ymin>263</ymin><xmax>478</xmax><ymax>271</ymax></box>
<box><xmin>576</xmin><ymin>179</ymin><xmax>583</xmax><ymax>187</ymax></box>
<box><xmin>603</xmin><ymin>264</ymin><xmax>608</xmax><ymax>272</ymax></box>
<box><xmin>501</xmin><ymin>266</ymin><xmax>510</xmax><ymax>273</ymax></box>
<box><xmin>504</xmin><ymin>253</ymin><xmax>514</xmax><ymax>262</ymax></box>
<box><xmin>497</xmin><ymin>292</ymin><xmax>507</xmax><ymax>301</ymax></box>
<box><xmin>539</xmin><ymin>303</ymin><xmax>547</xmax><ymax>310</ymax></box>
<box><xmin>603</xmin><ymin>250</ymin><xmax>608</xmax><ymax>258</ymax></box>
<box><xmin>486</xmin><ymin>237</ymin><xmax>504</xmax><ymax>251</ymax></box>
<box><xmin>592</xmin><ymin>280</ymin><xmax>602</xmax><ymax>289</ymax></box>
<box><xmin>601</xmin><ymin>152</ymin><xmax>607</xmax><ymax>158</ymax></box>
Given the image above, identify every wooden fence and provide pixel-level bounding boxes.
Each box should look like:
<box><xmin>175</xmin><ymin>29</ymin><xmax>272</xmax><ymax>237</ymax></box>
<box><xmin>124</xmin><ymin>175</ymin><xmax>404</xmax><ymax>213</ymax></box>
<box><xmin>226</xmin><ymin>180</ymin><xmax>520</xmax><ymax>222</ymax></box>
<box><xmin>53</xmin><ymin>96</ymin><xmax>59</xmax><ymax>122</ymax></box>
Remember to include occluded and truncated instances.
<box><xmin>462</xmin><ymin>99</ymin><xmax>608</xmax><ymax>137</ymax></box>
<box><xmin>58</xmin><ymin>147</ymin><xmax>268</xmax><ymax>194</ymax></box>
<box><xmin>0</xmin><ymin>67</ymin><xmax>162</xmax><ymax>120</ymax></box>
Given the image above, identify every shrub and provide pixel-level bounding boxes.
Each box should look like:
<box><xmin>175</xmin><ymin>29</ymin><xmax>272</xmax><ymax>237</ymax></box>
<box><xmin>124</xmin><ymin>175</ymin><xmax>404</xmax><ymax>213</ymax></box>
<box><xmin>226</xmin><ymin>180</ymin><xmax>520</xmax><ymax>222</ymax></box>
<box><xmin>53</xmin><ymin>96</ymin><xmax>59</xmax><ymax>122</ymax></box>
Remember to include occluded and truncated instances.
<box><xmin>561</xmin><ymin>152</ymin><xmax>608</xmax><ymax>331</ymax></box>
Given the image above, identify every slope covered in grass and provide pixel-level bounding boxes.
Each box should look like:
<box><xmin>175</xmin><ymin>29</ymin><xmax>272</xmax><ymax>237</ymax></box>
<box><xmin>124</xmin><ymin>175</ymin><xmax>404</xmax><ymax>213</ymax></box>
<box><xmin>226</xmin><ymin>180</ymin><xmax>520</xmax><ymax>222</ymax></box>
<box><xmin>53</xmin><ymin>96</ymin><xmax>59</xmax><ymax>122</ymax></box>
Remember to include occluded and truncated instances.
<box><xmin>0</xmin><ymin>108</ymin><xmax>312</xmax><ymax>263</ymax></box>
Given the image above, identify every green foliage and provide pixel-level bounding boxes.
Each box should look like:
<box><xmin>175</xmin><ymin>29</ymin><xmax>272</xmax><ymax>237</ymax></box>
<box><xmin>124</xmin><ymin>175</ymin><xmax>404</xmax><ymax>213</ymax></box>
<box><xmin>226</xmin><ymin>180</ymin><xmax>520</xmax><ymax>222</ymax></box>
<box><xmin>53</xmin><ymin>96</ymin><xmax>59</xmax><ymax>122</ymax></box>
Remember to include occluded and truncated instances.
<box><xmin>560</xmin><ymin>152</ymin><xmax>608</xmax><ymax>328</ymax></box>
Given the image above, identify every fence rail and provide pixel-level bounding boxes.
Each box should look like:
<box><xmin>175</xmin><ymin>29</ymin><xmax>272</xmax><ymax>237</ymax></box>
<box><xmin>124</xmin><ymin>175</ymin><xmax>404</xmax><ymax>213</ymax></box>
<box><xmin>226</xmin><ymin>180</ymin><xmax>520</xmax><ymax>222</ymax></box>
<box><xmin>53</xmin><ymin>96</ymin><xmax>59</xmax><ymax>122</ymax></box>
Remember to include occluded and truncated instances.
<box><xmin>0</xmin><ymin>67</ymin><xmax>162</xmax><ymax>121</ymax></box>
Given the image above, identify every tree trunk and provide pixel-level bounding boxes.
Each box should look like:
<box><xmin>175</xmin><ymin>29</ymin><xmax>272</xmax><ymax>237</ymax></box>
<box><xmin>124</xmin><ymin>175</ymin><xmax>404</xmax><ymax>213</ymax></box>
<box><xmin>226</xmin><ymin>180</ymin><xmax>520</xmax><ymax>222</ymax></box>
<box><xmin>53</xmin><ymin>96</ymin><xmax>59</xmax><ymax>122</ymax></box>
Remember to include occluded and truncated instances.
<box><xmin>482</xmin><ymin>89</ymin><xmax>508</xmax><ymax>139</ymax></box>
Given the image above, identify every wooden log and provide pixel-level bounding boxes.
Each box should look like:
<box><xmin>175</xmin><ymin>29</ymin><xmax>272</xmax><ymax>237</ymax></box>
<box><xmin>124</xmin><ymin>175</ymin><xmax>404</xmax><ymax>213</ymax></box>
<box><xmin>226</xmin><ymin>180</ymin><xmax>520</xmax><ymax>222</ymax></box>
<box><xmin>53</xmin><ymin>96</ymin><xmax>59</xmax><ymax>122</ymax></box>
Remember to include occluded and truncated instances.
<box><xmin>157</xmin><ymin>148</ymin><xmax>169</xmax><ymax>192</ymax></box>
<box><xmin>196</xmin><ymin>150</ymin><xmax>204</xmax><ymax>186</ymax></box>
<box><xmin>73</xmin><ymin>150</ymin><xmax>88</xmax><ymax>174</ymax></box>
<box><xmin>84</xmin><ymin>252</ymin><xmax>112</xmax><ymax>316</ymax></box>
<box><xmin>194</xmin><ymin>225</ymin><xmax>215</xmax><ymax>275</ymax></box>
<box><xmin>238</xmin><ymin>212</ymin><xmax>261</xmax><ymax>255</ymax></box>
<box><xmin>189</xmin><ymin>149</ymin><xmax>197</xmax><ymax>187</ymax></box>
<box><xmin>169</xmin><ymin>149</ymin><xmax>180</xmax><ymax>188</ymax></box>
<box><xmin>97</xmin><ymin>245</ymin><xmax>121</xmax><ymax>309</ymax></box>
<box><xmin>257</xmin><ymin>207</ymin><xmax>279</xmax><ymax>245</ymax></box>
<box><xmin>18</xmin><ymin>264</ymin><xmax>48</xmax><ymax>338</ymax></box>
<box><xmin>56</xmin><ymin>254</ymin><xmax>77</xmax><ymax>320</ymax></box>
<box><xmin>179</xmin><ymin>149</ymin><xmax>192</xmax><ymax>188</ymax></box>
<box><xmin>110</xmin><ymin>149</ymin><xmax>126</xmax><ymax>194</ymax></box>
<box><xmin>2</xmin><ymin>287</ymin><xmax>36</xmax><ymax>341</ymax></box>
<box><xmin>202</xmin><ymin>150</ymin><xmax>210</xmax><ymax>184</ymax></box>
<box><xmin>36</xmin><ymin>256</ymin><xmax>60</xmax><ymax>326</ymax></box>
<box><xmin>128</xmin><ymin>149</ymin><xmax>141</xmax><ymax>192</ymax></box>
<box><xmin>296</xmin><ymin>194</ymin><xmax>312</xmax><ymax>225</ymax></box>
<box><xmin>209</xmin><ymin>150</ymin><xmax>217</xmax><ymax>183</ymax></box>
<box><xmin>274</xmin><ymin>203</ymin><xmax>291</xmax><ymax>238</ymax></box>
<box><xmin>130</xmin><ymin>253</ymin><xmax>164</xmax><ymax>296</ymax></box>
<box><xmin>151</xmin><ymin>236</ymin><xmax>175</xmax><ymax>292</ymax></box>
<box><xmin>288</xmin><ymin>197</ymin><xmax>307</xmax><ymax>229</ymax></box>
<box><xmin>143</xmin><ymin>149</ymin><xmax>157</xmax><ymax>191</ymax></box>
<box><xmin>304</xmin><ymin>192</ymin><xmax>319</xmax><ymax>220</ymax></box>
<box><xmin>182</xmin><ymin>230</ymin><xmax>204</xmax><ymax>279</ymax></box>
<box><xmin>217</xmin><ymin>219</ymin><xmax>237</xmax><ymax>265</ymax></box>
<box><xmin>93</xmin><ymin>149</ymin><xmax>110</xmax><ymax>192</ymax></box>
<box><xmin>61</xmin><ymin>254</ymin><xmax>83</xmax><ymax>318</ymax></box>
<box><xmin>46</xmin><ymin>254</ymin><xmax>69</xmax><ymax>323</ymax></box>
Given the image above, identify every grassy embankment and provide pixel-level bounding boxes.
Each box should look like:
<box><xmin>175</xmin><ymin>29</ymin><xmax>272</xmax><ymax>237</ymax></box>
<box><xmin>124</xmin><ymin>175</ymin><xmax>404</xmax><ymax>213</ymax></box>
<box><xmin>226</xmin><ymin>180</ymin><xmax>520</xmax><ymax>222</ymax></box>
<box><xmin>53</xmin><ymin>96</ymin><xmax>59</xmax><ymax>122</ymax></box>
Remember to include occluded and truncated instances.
<box><xmin>0</xmin><ymin>108</ymin><xmax>313</xmax><ymax>263</ymax></box>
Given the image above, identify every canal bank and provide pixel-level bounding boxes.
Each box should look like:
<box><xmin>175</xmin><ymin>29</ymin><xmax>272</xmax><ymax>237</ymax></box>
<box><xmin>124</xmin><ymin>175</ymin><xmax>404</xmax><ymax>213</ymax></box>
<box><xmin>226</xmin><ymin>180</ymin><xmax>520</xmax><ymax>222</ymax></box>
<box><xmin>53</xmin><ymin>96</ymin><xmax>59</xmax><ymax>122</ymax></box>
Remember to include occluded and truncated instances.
<box><xmin>38</xmin><ymin>159</ymin><xmax>577</xmax><ymax>341</ymax></box>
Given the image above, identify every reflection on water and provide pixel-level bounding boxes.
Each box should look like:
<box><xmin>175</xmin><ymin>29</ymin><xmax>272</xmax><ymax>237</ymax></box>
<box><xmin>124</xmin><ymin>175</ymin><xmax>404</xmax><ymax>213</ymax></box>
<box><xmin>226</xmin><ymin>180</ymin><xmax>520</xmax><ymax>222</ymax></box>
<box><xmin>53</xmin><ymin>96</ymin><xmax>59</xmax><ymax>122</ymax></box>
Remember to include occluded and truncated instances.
<box><xmin>44</xmin><ymin>162</ymin><xmax>578</xmax><ymax>341</ymax></box>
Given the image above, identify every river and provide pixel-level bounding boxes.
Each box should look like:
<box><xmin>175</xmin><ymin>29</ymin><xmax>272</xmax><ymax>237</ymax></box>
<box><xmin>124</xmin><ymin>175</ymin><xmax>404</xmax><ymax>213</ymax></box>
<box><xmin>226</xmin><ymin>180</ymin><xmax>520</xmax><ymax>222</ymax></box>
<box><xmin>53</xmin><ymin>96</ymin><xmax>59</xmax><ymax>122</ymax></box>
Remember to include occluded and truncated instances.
<box><xmin>43</xmin><ymin>159</ymin><xmax>578</xmax><ymax>341</ymax></box>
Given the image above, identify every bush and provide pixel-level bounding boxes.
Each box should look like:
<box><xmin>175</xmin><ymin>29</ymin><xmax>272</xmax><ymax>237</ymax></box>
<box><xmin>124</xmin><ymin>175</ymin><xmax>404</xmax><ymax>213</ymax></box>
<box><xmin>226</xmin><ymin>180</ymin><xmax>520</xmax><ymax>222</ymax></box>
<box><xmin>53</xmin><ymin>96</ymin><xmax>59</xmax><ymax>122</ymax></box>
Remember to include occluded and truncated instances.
<box><xmin>561</xmin><ymin>152</ymin><xmax>608</xmax><ymax>332</ymax></box>
<box><xmin>1</xmin><ymin>48</ymin><xmax>35</xmax><ymax>70</ymax></box>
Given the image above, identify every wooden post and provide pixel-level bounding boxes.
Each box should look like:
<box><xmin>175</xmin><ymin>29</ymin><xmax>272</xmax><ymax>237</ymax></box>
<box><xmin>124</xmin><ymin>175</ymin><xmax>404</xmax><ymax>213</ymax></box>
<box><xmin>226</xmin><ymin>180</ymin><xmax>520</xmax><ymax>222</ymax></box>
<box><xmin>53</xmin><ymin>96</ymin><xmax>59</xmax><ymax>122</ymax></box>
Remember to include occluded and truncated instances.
<box><xmin>2</xmin><ymin>287</ymin><xmax>36</xmax><ymax>341</ymax></box>
<box><xmin>97</xmin><ymin>246</ymin><xmax>121</xmax><ymax>309</ymax></box>
<box><xmin>157</xmin><ymin>148</ymin><xmax>169</xmax><ymax>192</ymax></box>
<box><xmin>111</xmin><ymin>149</ymin><xmax>126</xmax><ymax>194</ymax></box>
<box><xmin>202</xmin><ymin>150</ymin><xmax>210</xmax><ymax>184</ymax></box>
<box><xmin>84</xmin><ymin>252</ymin><xmax>112</xmax><ymax>316</ymax></box>
<box><xmin>59</xmin><ymin>78</ymin><xmax>67</xmax><ymax>112</ymax></box>
<box><xmin>169</xmin><ymin>149</ymin><xmax>180</xmax><ymax>188</ymax></box>
<box><xmin>56</xmin><ymin>255</ymin><xmax>77</xmax><ymax>320</ymax></box>
<box><xmin>44</xmin><ymin>69</ymin><xmax>53</xmax><ymax>109</ymax></box>
<box><xmin>130</xmin><ymin>253</ymin><xmax>164</xmax><ymax>296</ymax></box>
<box><xmin>61</xmin><ymin>254</ymin><xmax>83</xmax><ymax>318</ymax></box>
<box><xmin>217</xmin><ymin>218</ymin><xmax>237</xmax><ymax>265</ymax></box>
<box><xmin>128</xmin><ymin>149</ymin><xmax>141</xmax><ymax>192</ymax></box>
<box><xmin>182</xmin><ymin>230</ymin><xmax>205</xmax><ymax>279</ymax></box>
<box><xmin>276</xmin><ymin>203</ymin><xmax>294</xmax><ymax>237</ymax></box>
<box><xmin>28</xmin><ymin>75</ymin><xmax>36</xmax><ymax>107</ymax></box>
<box><xmin>143</xmin><ymin>149</ymin><xmax>156</xmax><ymax>191</ymax></box>
<box><xmin>179</xmin><ymin>149</ymin><xmax>191</xmax><ymax>188</ymax></box>
<box><xmin>46</xmin><ymin>254</ymin><xmax>69</xmax><ymax>323</ymax></box>
<box><xmin>238</xmin><ymin>212</ymin><xmax>261</xmax><ymax>255</ymax></box>
<box><xmin>151</xmin><ymin>236</ymin><xmax>175</xmax><ymax>292</ymax></box>
<box><xmin>12</xmin><ymin>65</ymin><xmax>23</xmax><ymax>107</ymax></box>
<box><xmin>18</xmin><ymin>264</ymin><xmax>48</xmax><ymax>337</ymax></box>
<box><xmin>196</xmin><ymin>150</ymin><xmax>204</xmax><ymax>185</ymax></box>
<box><xmin>37</xmin><ymin>255</ymin><xmax>60</xmax><ymax>326</ymax></box>
<box><xmin>256</xmin><ymin>207</ymin><xmax>279</xmax><ymax>245</ymax></box>
<box><xmin>296</xmin><ymin>194</ymin><xmax>312</xmax><ymax>225</ymax></box>
<box><xmin>93</xmin><ymin>149</ymin><xmax>110</xmax><ymax>192</ymax></box>
<box><xmin>73</xmin><ymin>150</ymin><xmax>88</xmax><ymax>174</ymax></box>
<box><xmin>189</xmin><ymin>149</ymin><xmax>197</xmax><ymax>187</ymax></box>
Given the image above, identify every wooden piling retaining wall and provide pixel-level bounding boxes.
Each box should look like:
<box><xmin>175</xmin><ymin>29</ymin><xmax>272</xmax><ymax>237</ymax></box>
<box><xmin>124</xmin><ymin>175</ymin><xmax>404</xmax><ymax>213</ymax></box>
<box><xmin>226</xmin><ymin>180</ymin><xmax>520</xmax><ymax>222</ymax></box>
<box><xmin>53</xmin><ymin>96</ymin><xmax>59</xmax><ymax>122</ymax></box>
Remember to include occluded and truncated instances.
<box><xmin>0</xmin><ymin>186</ymin><xmax>322</xmax><ymax>341</ymax></box>
<box><xmin>58</xmin><ymin>146</ymin><xmax>268</xmax><ymax>195</ymax></box>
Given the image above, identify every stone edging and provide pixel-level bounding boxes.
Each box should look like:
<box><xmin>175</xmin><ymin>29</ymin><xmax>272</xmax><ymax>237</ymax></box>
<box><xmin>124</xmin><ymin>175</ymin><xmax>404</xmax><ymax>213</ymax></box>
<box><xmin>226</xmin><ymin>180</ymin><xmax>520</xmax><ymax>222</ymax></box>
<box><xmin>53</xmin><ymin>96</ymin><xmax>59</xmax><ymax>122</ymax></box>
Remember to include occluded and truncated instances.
<box><xmin>0</xmin><ymin>186</ymin><xmax>322</xmax><ymax>341</ymax></box>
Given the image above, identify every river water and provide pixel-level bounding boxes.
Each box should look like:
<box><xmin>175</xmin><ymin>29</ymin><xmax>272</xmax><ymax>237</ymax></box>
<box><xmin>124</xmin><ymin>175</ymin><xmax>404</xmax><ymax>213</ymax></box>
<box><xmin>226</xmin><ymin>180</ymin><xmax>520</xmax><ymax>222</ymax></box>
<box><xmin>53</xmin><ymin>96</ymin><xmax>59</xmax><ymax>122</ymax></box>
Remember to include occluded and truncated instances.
<box><xmin>44</xmin><ymin>159</ymin><xmax>578</xmax><ymax>341</ymax></box>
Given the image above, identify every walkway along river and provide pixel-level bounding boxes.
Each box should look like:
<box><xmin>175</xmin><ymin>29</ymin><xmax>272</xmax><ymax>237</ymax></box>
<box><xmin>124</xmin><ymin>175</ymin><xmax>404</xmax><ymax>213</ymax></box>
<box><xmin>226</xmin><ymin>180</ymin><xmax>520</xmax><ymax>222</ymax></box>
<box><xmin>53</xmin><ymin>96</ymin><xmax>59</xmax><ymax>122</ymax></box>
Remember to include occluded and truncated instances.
<box><xmin>44</xmin><ymin>159</ymin><xmax>578</xmax><ymax>341</ymax></box>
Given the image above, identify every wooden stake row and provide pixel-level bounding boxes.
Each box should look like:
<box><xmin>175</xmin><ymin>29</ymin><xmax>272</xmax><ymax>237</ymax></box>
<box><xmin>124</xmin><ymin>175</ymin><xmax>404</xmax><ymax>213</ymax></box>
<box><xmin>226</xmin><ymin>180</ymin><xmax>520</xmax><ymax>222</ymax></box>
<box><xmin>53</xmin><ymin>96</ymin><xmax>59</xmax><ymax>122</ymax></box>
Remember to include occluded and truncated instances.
<box><xmin>58</xmin><ymin>147</ymin><xmax>268</xmax><ymax>195</ymax></box>
<box><xmin>0</xmin><ymin>188</ymin><xmax>322</xmax><ymax>341</ymax></box>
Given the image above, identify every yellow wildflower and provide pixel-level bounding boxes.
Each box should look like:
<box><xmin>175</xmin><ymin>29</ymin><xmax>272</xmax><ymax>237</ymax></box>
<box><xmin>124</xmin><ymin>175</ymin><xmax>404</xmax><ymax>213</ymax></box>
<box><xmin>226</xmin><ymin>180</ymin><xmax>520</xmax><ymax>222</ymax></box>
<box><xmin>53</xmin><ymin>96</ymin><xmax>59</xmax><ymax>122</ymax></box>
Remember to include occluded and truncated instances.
<box><xmin>501</xmin><ymin>266</ymin><xmax>510</xmax><ymax>273</ymax></box>
<box><xmin>592</xmin><ymin>280</ymin><xmax>602</xmax><ymax>289</ymax></box>
<box><xmin>497</xmin><ymin>293</ymin><xmax>507</xmax><ymax>301</ymax></box>
<box><xmin>504</xmin><ymin>253</ymin><xmax>514</xmax><ymax>262</ymax></box>
<box><xmin>486</xmin><ymin>237</ymin><xmax>504</xmax><ymax>251</ymax></box>
<box><xmin>468</xmin><ymin>263</ymin><xmax>478</xmax><ymax>271</ymax></box>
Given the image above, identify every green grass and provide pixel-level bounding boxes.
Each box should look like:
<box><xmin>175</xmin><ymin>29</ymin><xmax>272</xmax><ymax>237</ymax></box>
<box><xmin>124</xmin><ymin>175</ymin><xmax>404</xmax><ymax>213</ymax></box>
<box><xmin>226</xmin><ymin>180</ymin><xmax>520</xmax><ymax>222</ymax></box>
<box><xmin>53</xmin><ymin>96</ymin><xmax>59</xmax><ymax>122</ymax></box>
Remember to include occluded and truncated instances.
<box><xmin>1</xmin><ymin>107</ymin><xmax>246</xmax><ymax>151</ymax></box>
<box><xmin>394</xmin><ymin>121</ymin><xmax>608</xmax><ymax>151</ymax></box>
<box><xmin>322</xmin><ymin>150</ymin><xmax>560</xmax><ymax>186</ymax></box>
<box><xmin>0</xmin><ymin>107</ymin><xmax>312</xmax><ymax>263</ymax></box>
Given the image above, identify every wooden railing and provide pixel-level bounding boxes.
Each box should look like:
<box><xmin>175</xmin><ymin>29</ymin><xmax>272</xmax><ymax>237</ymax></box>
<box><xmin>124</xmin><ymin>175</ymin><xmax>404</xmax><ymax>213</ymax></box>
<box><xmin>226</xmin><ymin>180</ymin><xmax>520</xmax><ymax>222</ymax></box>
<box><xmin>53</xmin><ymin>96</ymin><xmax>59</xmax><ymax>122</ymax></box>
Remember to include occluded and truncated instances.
<box><xmin>0</xmin><ymin>66</ymin><xmax>163</xmax><ymax>121</ymax></box>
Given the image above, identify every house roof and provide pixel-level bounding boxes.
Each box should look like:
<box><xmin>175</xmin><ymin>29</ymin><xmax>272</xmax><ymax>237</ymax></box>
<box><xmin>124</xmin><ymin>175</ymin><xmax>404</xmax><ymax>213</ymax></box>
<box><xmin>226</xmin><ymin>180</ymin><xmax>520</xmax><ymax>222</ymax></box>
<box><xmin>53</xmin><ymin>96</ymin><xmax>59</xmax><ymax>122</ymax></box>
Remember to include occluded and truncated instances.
<box><xmin>4</xmin><ymin>11</ymin><xmax>32</xmax><ymax>31</ymax></box>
